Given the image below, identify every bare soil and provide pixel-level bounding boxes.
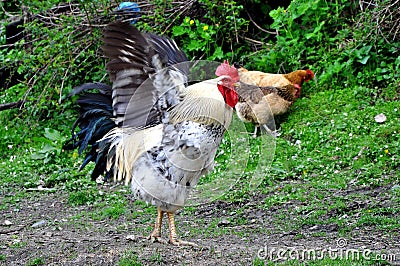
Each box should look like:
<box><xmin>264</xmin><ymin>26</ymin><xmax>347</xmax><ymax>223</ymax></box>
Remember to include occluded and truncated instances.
<box><xmin>1</xmin><ymin>185</ymin><xmax>399</xmax><ymax>266</ymax></box>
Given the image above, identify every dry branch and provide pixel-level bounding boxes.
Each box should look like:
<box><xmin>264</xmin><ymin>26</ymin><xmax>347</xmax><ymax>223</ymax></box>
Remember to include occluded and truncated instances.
<box><xmin>0</xmin><ymin>100</ymin><xmax>25</xmax><ymax>111</ymax></box>
<box><xmin>355</xmin><ymin>0</ymin><xmax>400</xmax><ymax>43</ymax></box>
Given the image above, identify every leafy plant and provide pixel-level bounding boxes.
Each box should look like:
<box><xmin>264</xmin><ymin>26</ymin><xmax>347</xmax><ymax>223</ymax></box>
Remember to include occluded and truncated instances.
<box><xmin>168</xmin><ymin>0</ymin><xmax>249</xmax><ymax>61</ymax></box>
<box><xmin>1</xmin><ymin>0</ymin><xmax>109</xmax><ymax>121</ymax></box>
<box><xmin>237</xmin><ymin>0</ymin><xmax>400</xmax><ymax>94</ymax></box>
<box><xmin>172</xmin><ymin>17</ymin><xmax>225</xmax><ymax>60</ymax></box>
<box><xmin>31</xmin><ymin>128</ymin><xmax>65</xmax><ymax>163</ymax></box>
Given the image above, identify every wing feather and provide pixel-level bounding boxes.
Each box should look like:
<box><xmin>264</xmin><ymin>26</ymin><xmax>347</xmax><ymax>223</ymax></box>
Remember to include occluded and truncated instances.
<box><xmin>101</xmin><ymin>21</ymin><xmax>188</xmax><ymax>128</ymax></box>
<box><xmin>236</xmin><ymin>82</ymin><xmax>278</xmax><ymax>104</ymax></box>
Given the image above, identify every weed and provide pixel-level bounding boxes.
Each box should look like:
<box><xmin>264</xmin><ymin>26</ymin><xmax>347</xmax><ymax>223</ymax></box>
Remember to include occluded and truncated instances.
<box><xmin>119</xmin><ymin>251</ymin><xmax>142</xmax><ymax>266</ymax></box>
<box><xmin>97</xmin><ymin>202</ymin><xmax>127</xmax><ymax>220</ymax></box>
<box><xmin>26</xmin><ymin>258</ymin><xmax>45</xmax><ymax>266</ymax></box>
<box><xmin>9</xmin><ymin>240</ymin><xmax>27</xmax><ymax>249</ymax></box>
<box><xmin>149</xmin><ymin>252</ymin><xmax>163</xmax><ymax>264</ymax></box>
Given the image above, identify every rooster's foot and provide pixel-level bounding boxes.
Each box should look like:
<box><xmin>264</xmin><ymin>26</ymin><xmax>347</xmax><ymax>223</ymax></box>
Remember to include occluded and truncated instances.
<box><xmin>169</xmin><ymin>238</ymin><xmax>198</xmax><ymax>247</ymax></box>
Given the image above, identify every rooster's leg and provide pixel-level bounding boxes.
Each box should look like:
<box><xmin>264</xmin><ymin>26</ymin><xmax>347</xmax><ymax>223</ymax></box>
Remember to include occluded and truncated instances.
<box><xmin>167</xmin><ymin>212</ymin><xmax>198</xmax><ymax>247</ymax></box>
<box><xmin>147</xmin><ymin>207</ymin><xmax>167</xmax><ymax>243</ymax></box>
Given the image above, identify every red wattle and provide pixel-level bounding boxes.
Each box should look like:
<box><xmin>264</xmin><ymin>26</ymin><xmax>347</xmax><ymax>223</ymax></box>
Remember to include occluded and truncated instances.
<box><xmin>217</xmin><ymin>84</ymin><xmax>238</xmax><ymax>108</ymax></box>
<box><xmin>218</xmin><ymin>84</ymin><xmax>225</xmax><ymax>98</ymax></box>
<box><xmin>226</xmin><ymin>88</ymin><xmax>238</xmax><ymax>108</ymax></box>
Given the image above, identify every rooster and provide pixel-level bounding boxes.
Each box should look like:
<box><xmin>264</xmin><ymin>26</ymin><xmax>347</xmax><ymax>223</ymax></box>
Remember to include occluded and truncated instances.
<box><xmin>64</xmin><ymin>21</ymin><xmax>239</xmax><ymax>246</ymax></box>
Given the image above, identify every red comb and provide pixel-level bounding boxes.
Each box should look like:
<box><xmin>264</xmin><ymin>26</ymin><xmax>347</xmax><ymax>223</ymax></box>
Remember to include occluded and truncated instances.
<box><xmin>306</xmin><ymin>69</ymin><xmax>314</xmax><ymax>78</ymax></box>
<box><xmin>215</xmin><ymin>60</ymin><xmax>239</xmax><ymax>82</ymax></box>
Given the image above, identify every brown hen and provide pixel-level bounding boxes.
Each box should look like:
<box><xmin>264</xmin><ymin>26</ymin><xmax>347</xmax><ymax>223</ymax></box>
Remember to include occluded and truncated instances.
<box><xmin>232</xmin><ymin>65</ymin><xmax>314</xmax><ymax>136</ymax></box>
<box><xmin>234</xmin><ymin>82</ymin><xmax>300</xmax><ymax>136</ymax></box>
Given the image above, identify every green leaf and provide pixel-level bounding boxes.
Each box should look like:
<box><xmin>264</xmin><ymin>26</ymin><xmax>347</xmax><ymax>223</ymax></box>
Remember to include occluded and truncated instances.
<box><xmin>44</xmin><ymin>128</ymin><xmax>61</xmax><ymax>141</ymax></box>
<box><xmin>358</xmin><ymin>55</ymin><xmax>370</xmax><ymax>65</ymax></box>
<box><xmin>31</xmin><ymin>153</ymin><xmax>46</xmax><ymax>160</ymax></box>
<box><xmin>17</xmin><ymin>65</ymin><xmax>25</xmax><ymax>75</ymax></box>
<box><xmin>269</xmin><ymin>8</ymin><xmax>285</xmax><ymax>29</ymax></box>
<box><xmin>295</xmin><ymin>2</ymin><xmax>311</xmax><ymax>18</ymax></box>
<box><xmin>172</xmin><ymin>26</ymin><xmax>186</xmax><ymax>36</ymax></box>
<box><xmin>313</xmin><ymin>21</ymin><xmax>325</xmax><ymax>33</ymax></box>
<box><xmin>395</xmin><ymin>56</ymin><xmax>400</xmax><ymax>66</ymax></box>
<box><xmin>39</xmin><ymin>143</ymin><xmax>58</xmax><ymax>153</ymax></box>
<box><xmin>186</xmin><ymin>40</ymin><xmax>203</xmax><ymax>51</ymax></box>
<box><xmin>359</xmin><ymin>45</ymin><xmax>372</xmax><ymax>55</ymax></box>
<box><xmin>209</xmin><ymin>47</ymin><xmax>224</xmax><ymax>60</ymax></box>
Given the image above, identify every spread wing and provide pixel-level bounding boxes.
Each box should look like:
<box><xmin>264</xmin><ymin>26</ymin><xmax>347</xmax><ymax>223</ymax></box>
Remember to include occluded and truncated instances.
<box><xmin>102</xmin><ymin>21</ymin><xmax>189</xmax><ymax>128</ymax></box>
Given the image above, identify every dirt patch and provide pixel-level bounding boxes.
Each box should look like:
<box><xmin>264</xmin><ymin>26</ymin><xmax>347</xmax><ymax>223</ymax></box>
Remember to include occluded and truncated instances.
<box><xmin>1</xmin><ymin>188</ymin><xmax>399</xmax><ymax>265</ymax></box>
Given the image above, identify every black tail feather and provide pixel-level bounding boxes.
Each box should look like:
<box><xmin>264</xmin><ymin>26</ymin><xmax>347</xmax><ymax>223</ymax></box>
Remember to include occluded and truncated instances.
<box><xmin>64</xmin><ymin>83</ymin><xmax>116</xmax><ymax>180</ymax></box>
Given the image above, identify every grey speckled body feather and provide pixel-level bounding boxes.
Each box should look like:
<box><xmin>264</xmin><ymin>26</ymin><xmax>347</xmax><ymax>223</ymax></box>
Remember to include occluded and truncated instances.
<box><xmin>103</xmin><ymin>121</ymin><xmax>225</xmax><ymax>212</ymax></box>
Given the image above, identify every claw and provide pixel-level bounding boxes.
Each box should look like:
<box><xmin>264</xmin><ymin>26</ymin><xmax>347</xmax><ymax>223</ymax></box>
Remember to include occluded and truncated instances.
<box><xmin>140</xmin><ymin>209</ymin><xmax>199</xmax><ymax>247</ymax></box>
<box><xmin>142</xmin><ymin>207</ymin><xmax>164</xmax><ymax>243</ymax></box>
<box><xmin>147</xmin><ymin>235</ymin><xmax>168</xmax><ymax>244</ymax></box>
<box><xmin>169</xmin><ymin>238</ymin><xmax>198</xmax><ymax>247</ymax></box>
<box><xmin>167</xmin><ymin>212</ymin><xmax>198</xmax><ymax>247</ymax></box>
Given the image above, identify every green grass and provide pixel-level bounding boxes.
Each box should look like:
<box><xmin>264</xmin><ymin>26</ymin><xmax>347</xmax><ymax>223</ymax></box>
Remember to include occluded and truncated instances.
<box><xmin>26</xmin><ymin>257</ymin><xmax>45</xmax><ymax>266</ymax></box>
<box><xmin>249</xmin><ymin>83</ymin><xmax>399</xmax><ymax>231</ymax></box>
<box><xmin>119</xmin><ymin>251</ymin><xmax>143</xmax><ymax>266</ymax></box>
